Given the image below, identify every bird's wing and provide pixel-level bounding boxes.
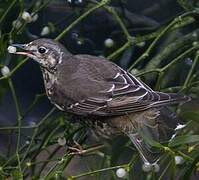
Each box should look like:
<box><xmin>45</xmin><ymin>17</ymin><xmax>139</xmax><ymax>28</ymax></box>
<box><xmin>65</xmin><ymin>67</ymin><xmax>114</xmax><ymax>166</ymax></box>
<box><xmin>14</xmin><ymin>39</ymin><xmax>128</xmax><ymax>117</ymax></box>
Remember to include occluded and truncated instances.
<box><xmin>65</xmin><ymin>56</ymin><xmax>188</xmax><ymax>116</ymax></box>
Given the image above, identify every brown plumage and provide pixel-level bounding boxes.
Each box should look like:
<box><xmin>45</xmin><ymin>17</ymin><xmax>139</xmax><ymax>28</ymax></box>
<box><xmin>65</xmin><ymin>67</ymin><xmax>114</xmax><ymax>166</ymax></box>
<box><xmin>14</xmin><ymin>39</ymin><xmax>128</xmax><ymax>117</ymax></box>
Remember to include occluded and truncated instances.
<box><xmin>10</xmin><ymin>38</ymin><xmax>190</xmax><ymax>165</ymax></box>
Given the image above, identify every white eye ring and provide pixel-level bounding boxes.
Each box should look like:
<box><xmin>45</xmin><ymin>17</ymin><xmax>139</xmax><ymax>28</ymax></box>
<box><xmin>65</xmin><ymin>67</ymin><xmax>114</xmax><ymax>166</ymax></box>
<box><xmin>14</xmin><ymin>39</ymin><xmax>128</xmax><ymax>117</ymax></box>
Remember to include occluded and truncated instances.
<box><xmin>38</xmin><ymin>46</ymin><xmax>47</xmax><ymax>54</ymax></box>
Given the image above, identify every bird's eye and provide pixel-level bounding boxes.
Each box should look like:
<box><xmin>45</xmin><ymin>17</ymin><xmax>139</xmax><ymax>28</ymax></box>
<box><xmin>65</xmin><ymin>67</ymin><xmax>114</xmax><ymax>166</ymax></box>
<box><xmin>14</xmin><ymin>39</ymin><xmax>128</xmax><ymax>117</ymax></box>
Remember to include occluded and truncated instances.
<box><xmin>38</xmin><ymin>47</ymin><xmax>47</xmax><ymax>54</ymax></box>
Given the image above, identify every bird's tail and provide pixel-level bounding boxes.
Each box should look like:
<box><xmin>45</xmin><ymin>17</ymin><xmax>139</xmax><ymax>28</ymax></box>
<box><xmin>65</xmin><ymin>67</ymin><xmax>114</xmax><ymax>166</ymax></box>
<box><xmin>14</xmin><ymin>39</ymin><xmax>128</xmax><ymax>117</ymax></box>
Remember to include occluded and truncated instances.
<box><xmin>126</xmin><ymin>107</ymin><xmax>184</xmax><ymax>164</ymax></box>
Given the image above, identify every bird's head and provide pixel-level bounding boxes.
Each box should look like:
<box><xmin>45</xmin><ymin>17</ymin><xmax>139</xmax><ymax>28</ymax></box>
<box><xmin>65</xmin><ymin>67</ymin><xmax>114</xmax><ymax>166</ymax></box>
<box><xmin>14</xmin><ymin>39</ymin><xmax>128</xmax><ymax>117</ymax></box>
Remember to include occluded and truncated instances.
<box><xmin>11</xmin><ymin>38</ymin><xmax>69</xmax><ymax>71</ymax></box>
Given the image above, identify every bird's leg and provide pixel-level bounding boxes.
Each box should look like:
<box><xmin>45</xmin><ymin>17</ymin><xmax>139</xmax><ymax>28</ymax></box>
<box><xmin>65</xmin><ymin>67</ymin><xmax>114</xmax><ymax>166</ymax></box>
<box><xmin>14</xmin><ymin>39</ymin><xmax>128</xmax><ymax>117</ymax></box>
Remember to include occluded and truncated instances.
<box><xmin>68</xmin><ymin>142</ymin><xmax>105</xmax><ymax>155</ymax></box>
<box><xmin>68</xmin><ymin>140</ymin><xmax>85</xmax><ymax>155</ymax></box>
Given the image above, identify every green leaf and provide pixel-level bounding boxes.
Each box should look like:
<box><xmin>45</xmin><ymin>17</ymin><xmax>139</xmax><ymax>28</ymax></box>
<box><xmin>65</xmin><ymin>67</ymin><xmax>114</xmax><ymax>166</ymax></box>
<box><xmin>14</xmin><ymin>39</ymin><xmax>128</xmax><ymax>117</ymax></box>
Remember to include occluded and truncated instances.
<box><xmin>169</xmin><ymin>135</ymin><xmax>199</xmax><ymax>147</ymax></box>
<box><xmin>181</xmin><ymin>154</ymin><xmax>199</xmax><ymax>180</ymax></box>
<box><xmin>181</xmin><ymin>111</ymin><xmax>199</xmax><ymax>122</ymax></box>
<box><xmin>139</xmin><ymin>130</ymin><xmax>165</xmax><ymax>149</ymax></box>
<box><xmin>170</xmin><ymin>156</ymin><xmax>176</xmax><ymax>180</ymax></box>
<box><xmin>0</xmin><ymin>154</ymin><xmax>6</xmax><ymax>165</ymax></box>
<box><xmin>12</xmin><ymin>170</ymin><xmax>23</xmax><ymax>180</ymax></box>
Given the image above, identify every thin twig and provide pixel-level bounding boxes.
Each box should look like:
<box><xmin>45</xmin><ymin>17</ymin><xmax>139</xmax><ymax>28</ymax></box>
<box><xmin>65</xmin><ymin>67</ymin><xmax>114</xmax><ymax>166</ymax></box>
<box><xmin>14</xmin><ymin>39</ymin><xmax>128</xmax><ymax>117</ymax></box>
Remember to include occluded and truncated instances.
<box><xmin>55</xmin><ymin>0</ymin><xmax>111</xmax><ymax>41</ymax></box>
<box><xmin>8</xmin><ymin>78</ymin><xmax>22</xmax><ymax>174</ymax></box>
<box><xmin>0</xmin><ymin>0</ymin><xmax>17</xmax><ymax>24</ymax></box>
<box><xmin>183</xmin><ymin>51</ymin><xmax>199</xmax><ymax>89</ymax></box>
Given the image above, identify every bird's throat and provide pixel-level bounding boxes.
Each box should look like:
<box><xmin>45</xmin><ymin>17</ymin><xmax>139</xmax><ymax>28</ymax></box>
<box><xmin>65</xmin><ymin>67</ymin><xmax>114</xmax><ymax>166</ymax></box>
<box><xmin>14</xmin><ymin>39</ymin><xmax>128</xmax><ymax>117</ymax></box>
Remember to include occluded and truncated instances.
<box><xmin>41</xmin><ymin>68</ymin><xmax>57</xmax><ymax>91</ymax></box>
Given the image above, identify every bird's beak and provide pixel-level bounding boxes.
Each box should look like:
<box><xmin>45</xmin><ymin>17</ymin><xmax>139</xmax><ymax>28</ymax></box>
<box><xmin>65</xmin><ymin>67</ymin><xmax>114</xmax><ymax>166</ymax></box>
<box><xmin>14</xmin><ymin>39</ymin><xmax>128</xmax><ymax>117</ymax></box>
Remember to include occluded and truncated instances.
<box><xmin>11</xmin><ymin>43</ymin><xmax>33</xmax><ymax>56</ymax></box>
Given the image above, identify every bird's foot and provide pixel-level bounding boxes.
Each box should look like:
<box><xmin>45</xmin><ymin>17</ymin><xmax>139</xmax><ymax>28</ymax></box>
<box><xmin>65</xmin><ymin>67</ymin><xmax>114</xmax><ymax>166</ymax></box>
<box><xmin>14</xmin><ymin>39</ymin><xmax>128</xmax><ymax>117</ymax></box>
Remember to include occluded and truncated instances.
<box><xmin>68</xmin><ymin>141</ymin><xmax>86</xmax><ymax>155</ymax></box>
<box><xmin>68</xmin><ymin>142</ymin><xmax>105</xmax><ymax>155</ymax></box>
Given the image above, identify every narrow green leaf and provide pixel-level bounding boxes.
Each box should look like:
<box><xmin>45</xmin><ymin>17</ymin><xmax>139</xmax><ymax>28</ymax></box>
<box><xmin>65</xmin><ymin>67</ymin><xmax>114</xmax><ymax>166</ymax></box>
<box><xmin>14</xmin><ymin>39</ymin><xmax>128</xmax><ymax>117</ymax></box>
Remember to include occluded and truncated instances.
<box><xmin>139</xmin><ymin>130</ymin><xmax>165</xmax><ymax>149</ymax></box>
<box><xmin>182</xmin><ymin>154</ymin><xmax>199</xmax><ymax>180</ymax></box>
<box><xmin>0</xmin><ymin>154</ymin><xmax>6</xmax><ymax>165</ymax></box>
<box><xmin>12</xmin><ymin>170</ymin><xmax>23</xmax><ymax>180</ymax></box>
<box><xmin>169</xmin><ymin>135</ymin><xmax>199</xmax><ymax>147</ymax></box>
<box><xmin>181</xmin><ymin>111</ymin><xmax>199</xmax><ymax>122</ymax></box>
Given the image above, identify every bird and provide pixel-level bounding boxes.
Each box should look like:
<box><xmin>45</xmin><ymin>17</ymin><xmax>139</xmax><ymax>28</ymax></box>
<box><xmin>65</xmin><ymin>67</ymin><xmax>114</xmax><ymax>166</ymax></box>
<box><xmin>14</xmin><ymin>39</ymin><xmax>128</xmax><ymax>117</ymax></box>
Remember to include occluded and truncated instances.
<box><xmin>10</xmin><ymin>38</ymin><xmax>190</xmax><ymax>165</ymax></box>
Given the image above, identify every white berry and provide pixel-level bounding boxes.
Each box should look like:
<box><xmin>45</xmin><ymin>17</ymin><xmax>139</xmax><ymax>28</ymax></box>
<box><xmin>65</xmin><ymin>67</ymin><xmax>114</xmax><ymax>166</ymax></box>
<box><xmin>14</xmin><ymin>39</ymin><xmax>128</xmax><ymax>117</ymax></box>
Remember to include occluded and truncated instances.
<box><xmin>192</xmin><ymin>41</ymin><xmax>198</xmax><ymax>47</ymax></box>
<box><xmin>26</xmin><ymin>162</ymin><xmax>31</xmax><ymax>167</ymax></box>
<box><xmin>142</xmin><ymin>162</ymin><xmax>152</xmax><ymax>172</ymax></box>
<box><xmin>131</xmin><ymin>68</ymin><xmax>139</xmax><ymax>75</ymax></box>
<box><xmin>77</xmin><ymin>40</ymin><xmax>83</xmax><ymax>45</ymax></box>
<box><xmin>104</xmin><ymin>38</ymin><xmax>114</xmax><ymax>48</ymax></box>
<box><xmin>7</xmin><ymin>46</ymin><xmax>17</xmax><ymax>54</ymax></box>
<box><xmin>175</xmin><ymin>156</ymin><xmax>184</xmax><ymax>165</ymax></box>
<box><xmin>1</xmin><ymin>66</ymin><xmax>10</xmax><ymax>77</ymax></box>
<box><xmin>40</xmin><ymin>26</ymin><xmax>50</xmax><ymax>36</ymax></box>
<box><xmin>58</xmin><ymin>137</ymin><xmax>66</xmax><ymax>146</ymax></box>
<box><xmin>25</xmin><ymin>140</ymin><xmax>30</xmax><ymax>145</ymax></box>
<box><xmin>22</xmin><ymin>11</ymin><xmax>32</xmax><ymax>23</ymax></box>
<box><xmin>116</xmin><ymin>168</ymin><xmax>126</xmax><ymax>178</ymax></box>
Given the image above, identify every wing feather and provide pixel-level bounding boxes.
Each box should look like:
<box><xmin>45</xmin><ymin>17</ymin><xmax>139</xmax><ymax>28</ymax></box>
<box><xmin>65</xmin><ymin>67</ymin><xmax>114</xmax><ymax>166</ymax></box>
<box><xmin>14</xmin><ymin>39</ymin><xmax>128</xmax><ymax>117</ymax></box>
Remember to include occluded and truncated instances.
<box><xmin>63</xmin><ymin>55</ymin><xmax>189</xmax><ymax>116</ymax></box>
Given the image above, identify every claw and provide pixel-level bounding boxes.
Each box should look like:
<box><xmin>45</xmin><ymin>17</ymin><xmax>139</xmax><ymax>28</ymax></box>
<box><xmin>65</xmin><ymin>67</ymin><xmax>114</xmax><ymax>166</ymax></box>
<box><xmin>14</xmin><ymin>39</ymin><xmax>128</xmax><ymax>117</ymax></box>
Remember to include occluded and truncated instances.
<box><xmin>68</xmin><ymin>140</ymin><xmax>85</xmax><ymax>155</ymax></box>
<box><xmin>67</xmin><ymin>142</ymin><xmax>105</xmax><ymax>155</ymax></box>
<box><xmin>68</xmin><ymin>147</ymin><xmax>86</xmax><ymax>155</ymax></box>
